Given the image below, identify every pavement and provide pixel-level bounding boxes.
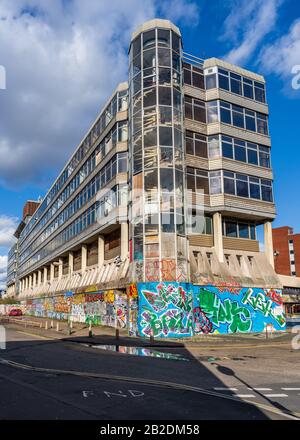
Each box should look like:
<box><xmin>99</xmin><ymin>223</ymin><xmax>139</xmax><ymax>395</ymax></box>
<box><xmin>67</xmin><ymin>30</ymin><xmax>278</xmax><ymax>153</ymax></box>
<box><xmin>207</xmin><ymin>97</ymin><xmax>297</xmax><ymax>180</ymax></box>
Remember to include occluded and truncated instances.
<box><xmin>0</xmin><ymin>316</ymin><xmax>299</xmax><ymax>420</ymax></box>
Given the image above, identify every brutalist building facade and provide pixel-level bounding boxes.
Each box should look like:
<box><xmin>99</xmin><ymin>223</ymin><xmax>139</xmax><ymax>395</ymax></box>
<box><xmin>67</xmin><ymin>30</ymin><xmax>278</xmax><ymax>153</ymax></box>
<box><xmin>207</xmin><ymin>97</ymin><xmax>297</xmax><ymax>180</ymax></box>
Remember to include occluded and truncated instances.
<box><xmin>6</xmin><ymin>19</ymin><xmax>286</xmax><ymax>337</ymax></box>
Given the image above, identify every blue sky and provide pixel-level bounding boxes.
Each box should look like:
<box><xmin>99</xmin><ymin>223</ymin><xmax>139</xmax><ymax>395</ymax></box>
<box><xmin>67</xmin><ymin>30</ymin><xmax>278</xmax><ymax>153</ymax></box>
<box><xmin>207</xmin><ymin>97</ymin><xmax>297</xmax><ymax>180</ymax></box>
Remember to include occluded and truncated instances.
<box><xmin>0</xmin><ymin>0</ymin><xmax>299</xmax><ymax>287</ymax></box>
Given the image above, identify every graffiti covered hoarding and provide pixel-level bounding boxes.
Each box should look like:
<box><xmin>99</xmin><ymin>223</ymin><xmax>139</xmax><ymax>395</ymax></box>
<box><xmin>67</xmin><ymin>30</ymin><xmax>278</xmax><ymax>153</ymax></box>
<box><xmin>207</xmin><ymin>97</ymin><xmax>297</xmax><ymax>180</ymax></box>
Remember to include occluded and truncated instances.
<box><xmin>25</xmin><ymin>290</ymin><xmax>128</xmax><ymax>328</ymax></box>
<box><xmin>137</xmin><ymin>282</ymin><xmax>286</xmax><ymax>338</ymax></box>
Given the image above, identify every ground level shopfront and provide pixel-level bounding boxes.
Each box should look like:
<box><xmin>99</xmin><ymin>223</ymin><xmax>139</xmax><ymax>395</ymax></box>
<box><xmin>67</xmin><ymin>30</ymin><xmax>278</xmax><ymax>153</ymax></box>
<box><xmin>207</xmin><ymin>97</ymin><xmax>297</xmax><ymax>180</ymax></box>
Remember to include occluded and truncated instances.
<box><xmin>16</xmin><ymin>282</ymin><xmax>286</xmax><ymax>338</ymax></box>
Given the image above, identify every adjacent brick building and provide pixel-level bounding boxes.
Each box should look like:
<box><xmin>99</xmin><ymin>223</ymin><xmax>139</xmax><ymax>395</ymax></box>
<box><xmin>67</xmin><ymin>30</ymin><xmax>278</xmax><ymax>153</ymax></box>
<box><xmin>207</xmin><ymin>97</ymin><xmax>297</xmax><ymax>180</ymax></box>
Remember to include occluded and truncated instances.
<box><xmin>273</xmin><ymin>226</ymin><xmax>300</xmax><ymax>277</ymax></box>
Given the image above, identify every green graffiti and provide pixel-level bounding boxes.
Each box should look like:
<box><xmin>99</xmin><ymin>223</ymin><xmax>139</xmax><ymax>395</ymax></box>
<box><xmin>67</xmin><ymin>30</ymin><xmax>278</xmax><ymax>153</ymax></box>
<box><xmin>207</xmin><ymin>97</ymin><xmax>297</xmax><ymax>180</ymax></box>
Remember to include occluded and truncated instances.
<box><xmin>198</xmin><ymin>289</ymin><xmax>252</xmax><ymax>333</ymax></box>
<box><xmin>242</xmin><ymin>289</ymin><xmax>285</xmax><ymax>327</ymax></box>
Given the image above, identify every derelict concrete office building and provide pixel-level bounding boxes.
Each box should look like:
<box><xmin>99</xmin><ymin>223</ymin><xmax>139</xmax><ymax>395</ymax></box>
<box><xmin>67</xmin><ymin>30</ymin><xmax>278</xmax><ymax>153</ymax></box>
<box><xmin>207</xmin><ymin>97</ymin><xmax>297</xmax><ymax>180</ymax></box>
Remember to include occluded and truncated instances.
<box><xmin>6</xmin><ymin>19</ymin><xmax>286</xmax><ymax>337</ymax></box>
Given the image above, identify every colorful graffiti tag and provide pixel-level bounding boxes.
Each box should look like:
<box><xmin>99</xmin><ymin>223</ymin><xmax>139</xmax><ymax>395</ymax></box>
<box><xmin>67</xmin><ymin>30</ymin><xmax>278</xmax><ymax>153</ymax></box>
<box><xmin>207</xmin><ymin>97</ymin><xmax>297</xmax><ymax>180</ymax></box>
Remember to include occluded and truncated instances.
<box><xmin>25</xmin><ymin>290</ymin><xmax>128</xmax><ymax>328</ymax></box>
<box><xmin>137</xmin><ymin>283</ymin><xmax>286</xmax><ymax>338</ymax></box>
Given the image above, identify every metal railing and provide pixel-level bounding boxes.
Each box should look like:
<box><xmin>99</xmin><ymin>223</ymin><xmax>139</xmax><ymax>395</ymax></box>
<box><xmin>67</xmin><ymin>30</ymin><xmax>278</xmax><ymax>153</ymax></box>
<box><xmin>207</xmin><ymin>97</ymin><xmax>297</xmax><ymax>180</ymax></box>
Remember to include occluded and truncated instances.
<box><xmin>183</xmin><ymin>51</ymin><xmax>204</xmax><ymax>68</ymax></box>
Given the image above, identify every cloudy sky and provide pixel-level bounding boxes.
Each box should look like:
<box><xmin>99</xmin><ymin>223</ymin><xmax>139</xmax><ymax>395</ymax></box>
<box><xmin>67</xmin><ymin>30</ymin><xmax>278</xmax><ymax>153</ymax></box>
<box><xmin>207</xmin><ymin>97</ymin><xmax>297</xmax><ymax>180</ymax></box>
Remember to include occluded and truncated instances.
<box><xmin>0</xmin><ymin>0</ymin><xmax>299</xmax><ymax>289</ymax></box>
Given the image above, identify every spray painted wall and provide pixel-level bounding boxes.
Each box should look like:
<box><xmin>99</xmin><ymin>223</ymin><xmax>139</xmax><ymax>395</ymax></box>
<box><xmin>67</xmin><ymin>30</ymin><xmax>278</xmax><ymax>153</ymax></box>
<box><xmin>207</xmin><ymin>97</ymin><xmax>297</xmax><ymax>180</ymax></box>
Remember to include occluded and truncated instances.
<box><xmin>137</xmin><ymin>282</ymin><xmax>286</xmax><ymax>338</ymax></box>
<box><xmin>25</xmin><ymin>290</ymin><xmax>128</xmax><ymax>328</ymax></box>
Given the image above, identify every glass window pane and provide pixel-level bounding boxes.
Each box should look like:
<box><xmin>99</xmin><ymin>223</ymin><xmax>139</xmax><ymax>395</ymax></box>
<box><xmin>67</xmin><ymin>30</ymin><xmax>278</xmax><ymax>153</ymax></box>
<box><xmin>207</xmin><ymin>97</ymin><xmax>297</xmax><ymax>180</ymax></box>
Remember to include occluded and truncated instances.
<box><xmin>234</xmin><ymin>144</ymin><xmax>246</xmax><ymax>162</ymax></box>
<box><xmin>222</xmin><ymin>141</ymin><xmax>233</xmax><ymax>159</ymax></box>
<box><xmin>243</xmin><ymin>82</ymin><xmax>254</xmax><ymax>99</ymax></box>
<box><xmin>230</xmin><ymin>78</ymin><xmax>242</xmax><ymax>95</ymax></box>
<box><xmin>192</xmin><ymin>71</ymin><xmax>204</xmax><ymax>89</ymax></box>
<box><xmin>157</xmin><ymin>29</ymin><xmax>170</xmax><ymax>47</ymax></box>
<box><xmin>158</xmin><ymin>48</ymin><xmax>171</xmax><ymax>67</ymax></box>
<box><xmin>143</xmin><ymin>30</ymin><xmax>156</xmax><ymax>49</ymax></box>
<box><xmin>225</xmin><ymin>221</ymin><xmax>238</xmax><ymax>237</ymax></box>
<box><xmin>172</xmin><ymin>32</ymin><xmax>180</xmax><ymax>53</ymax></box>
<box><xmin>160</xmin><ymin>168</ymin><xmax>174</xmax><ymax>192</ymax></box>
<box><xmin>186</xmin><ymin>136</ymin><xmax>194</xmax><ymax>155</ymax></box>
<box><xmin>159</xmin><ymin>67</ymin><xmax>171</xmax><ymax>85</ymax></box>
<box><xmin>159</xmin><ymin>126</ymin><xmax>173</xmax><ymax>146</ymax></box>
<box><xmin>144</xmin><ymin>126</ymin><xmax>157</xmax><ymax>147</ymax></box>
<box><xmin>143</xmin><ymin>48</ymin><xmax>156</xmax><ymax>69</ymax></box>
<box><xmin>143</xmin><ymin>87</ymin><xmax>156</xmax><ymax>108</ymax></box>
<box><xmin>246</xmin><ymin>115</ymin><xmax>256</xmax><ymax>131</ymax></box>
<box><xmin>224</xmin><ymin>177</ymin><xmax>235</xmax><ymax>194</ymax></box>
<box><xmin>184</xmin><ymin>68</ymin><xmax>192</xmax><ymax>85</ymax></box>
<box><xmin>247</xmin><ymin>148</ymin><xmax>258</xmax><ymax>165</ymax></box>
<box><xmin>132</xmin><ymin>36</ymin><xmax>141</xmax><ymax>58</ymax></box>
<box><xmin>144</xmin><ymin>169</ymin><xmax>158</xmax><ymax>191</ymax></box>
<box><xmin>159</xmin><ymin>86</ymin><xmax>172</xmax><ymax>105</ymax></box>
<box><xmin>194</xmin><ymin>103</ymin><xmax>206</xmax><ymax>123</ymax></box>
<box><xmin>187</xmin><ymin>173</ymin><xmax>195</xmax><ymax>191</ymax></box>
<box><xmin>205</xmin><ymin>74</ymin><xmax>216</xmax><ymax>89</ymax></box>
<box><xmin>232</xmin><ymin>108</ymin><xmax>244</xmax><ymax>128</ymax></box>
<box><xmin>159</xmin><ymin>106</ymin><xmax>172</xmax><ymax>125</ymax></box>
<box><xmin>236</xmin><ymin>179</ymin><xmax>249</xmax><ymax>197</ymax></box>
<box><xmin>238</xmin><ymin>223</ymin><xmax>249</xmax><ymax>239</ymax></box>
<box><xmin>220</xmin><ymin>107</ymin><xmax>231</xmax><ymax>124</ymax></box>
<box><xmin>208</xmin><ymin>136</ymin><xmax>220</xmax><ymax>158</ymax></box>
<box><xmin>195</xmin><ymin>139</ymin><xmax>207</xmax><ymax>158</ymax></box>
<box><xmin>250</xmin><ymin>182</ymin><xmax>260</xmax><ymax>199</ymax></box>
<box><xmin>219</xmin><ymin>74</ymin><xmax>229</xmax><ymax>90</ymax></box>
<box><xmin>160</xmin><ymin>146</ymin><xmax>173</xmax><ymax>167</ymax></box>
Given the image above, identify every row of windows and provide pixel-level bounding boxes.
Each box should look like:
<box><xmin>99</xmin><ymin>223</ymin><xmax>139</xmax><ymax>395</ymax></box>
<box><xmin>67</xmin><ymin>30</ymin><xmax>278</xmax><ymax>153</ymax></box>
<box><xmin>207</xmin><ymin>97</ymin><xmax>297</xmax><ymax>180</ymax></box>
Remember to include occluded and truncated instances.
<box><xmin>19</xmin><ymin>184</ymin><xmax>128</xmax><ymax>273</ymax></box>
<box><xmin>222</xmin><ymin>218</ymin><xmax>256</xmax><ymax>240</ymax></box>
<box><xmin>20</xmin><ymin>122</ymin><xmax>128</xmax><ymax>248</ymax></box>
<box><xmin>131</xmin><ymin>67</ymin><xmax>181</xmax><ymax>96</ymax></box>
<box><xmin>132</xmin><ymin>84</ymin><xmax>182</xmax><ymax>113</ymax></box>
<box><xmin>187</xmin><ymin>167</ymin><xmax>273</xmax><ymax>202</ymax></box>
<box><xmin>185</xmin><ymin>98</ymin><xmax>269</xmax><ymax>136</ymax></box>
<box><xmin>130</xmin><ymin>29</ymin><xmax>181</xmax><ymax>60</ymax></box>
<box><xmin>131</xmin><ymin>48</ymin><xmax>181</xmax><ymax>81</ymax></box>
<box><xmin>185</xmin><ymin>131</ymin><xmax>271</xmax><ymax>169</ymax></box>
<box><xmin>207</xmin><ymin>100</ymin><xmax>269</xmax><ymax>135</ymax></box>
<box><xmin>187</xmin><ymin>213</ymin><xmax>256</xmax><ymax>240</ymax></box>
<box><xmin>209</xmin><ymin>134</ymin><xmax>271</xmax><ymax>168</ymax></box>
<box><xmin>183</xmin><ymin>62</ymin><xmax>204</xmax><ymax>90</ymax></box>
<box><xmin>19</xmin><ymin>203</ymin><xmax>99</xmax><ymax>274</ymax></box>
<box><xmin>19</xmin><ymin>153</ymin><xmax>128</xmax><ymax>261</ymax></box>
<box><xmin>20</xmin><ymin>90</ymin><xmax>128</xmax><ymax>242</ymax></box>
<box><xmin>205</xmin><ymin>68</ymin><xmax>266</xmax><ymax>103</ymax></box>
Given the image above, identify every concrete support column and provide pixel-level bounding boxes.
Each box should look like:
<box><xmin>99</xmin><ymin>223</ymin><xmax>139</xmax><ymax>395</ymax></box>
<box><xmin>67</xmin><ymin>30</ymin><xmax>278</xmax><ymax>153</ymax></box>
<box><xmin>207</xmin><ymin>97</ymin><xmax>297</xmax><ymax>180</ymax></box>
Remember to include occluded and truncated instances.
<box><xmin>25</xmin><ymin>277</ymin><xmax>28</xmax><ymax>290</ymax></box>
<box><xmin>213</xmin><ymin>212</ymin><xmax>224</xmax><ymax>263</ymax></box>
<box><xmin>69</xmin><ymin>252</ymin><xmax>74</xmax><ymax>275</ymax></box>
<box><xmin>121</xmin><ymin>222</ymin><xmax>129</xmax><ymax>261</ymax></box>
<box><xmin>37</xmin><ymin>270</ymin><xmax>42</xmax><ymax>286</ymax></box>
<box><xmin>264</xmin><ymin>221</ymin><xmax>274</xmax><ymax>268</ymax></box>
<box><xmin>33</xmin><ymin>272</ymin><xmax>37</xmax><ymax>287</ymax></box>
<box><xmin>43</xmin><ymin>267</ymin><xmax>48</xmax><ymax>285</ymax></box>
<box><xmin>98</xmin><ymin>235</ymin><xmax>104</xmax><ymax>267</ymax></box>
<box><xmin>58</xmin><ymin>258</ymin><xmax>63</xmax><ymax>279</ymax></box>
<box><xmin>29</xmin><ymin>275</ymin><xmax>32</xmax><ymax>289</ymax></box>
<box><xmin>81</xmin><ymin>245</ymin><xmax>87</xmax><ymax>273</ymax></box>
<box><xmin>50</xmin><ymin>264</ymin><xmax>55</xmax><ymax>282</ymax></box>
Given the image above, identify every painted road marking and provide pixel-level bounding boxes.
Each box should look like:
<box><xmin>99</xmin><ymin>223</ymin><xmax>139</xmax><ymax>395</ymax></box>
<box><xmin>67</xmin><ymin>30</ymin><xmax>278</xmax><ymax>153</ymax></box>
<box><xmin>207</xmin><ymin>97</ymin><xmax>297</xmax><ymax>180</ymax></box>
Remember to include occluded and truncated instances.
<box><xmin>213</xmin><ymin>387</ymin><xmax>238</xmax><ymax>391</ymax></box>
<box><xmin>82</xmin><ymin>391</ymin><xmax>94</xmax><ymax>398</ymax></box>
<box><xmin>235</xmin><ymin>394</ymin><xmax>256</xmax><ymax>398</ymax></box>
<box><xmin>281</xmin><ymin>388</ymin><xmax>300</xmax><ymax>391</ymax></box>
<box><xmin>263</xmin><ymin>394</ymin><xmax>288</xmax><ymax>398</ymax></box>
<box><xmin>247</xmin><ymin>387</ymin><xmax>272</xmax><ymax>391</ymax></box>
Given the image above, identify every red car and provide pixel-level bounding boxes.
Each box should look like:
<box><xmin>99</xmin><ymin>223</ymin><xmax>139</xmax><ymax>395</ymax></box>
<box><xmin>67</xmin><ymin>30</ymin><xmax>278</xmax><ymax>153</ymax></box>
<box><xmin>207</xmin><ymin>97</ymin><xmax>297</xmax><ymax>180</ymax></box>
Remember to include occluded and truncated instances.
<box><xmin>9</xmin><ymin>308</ymin><xmax>23</xmax><ymax>317</ymax></box>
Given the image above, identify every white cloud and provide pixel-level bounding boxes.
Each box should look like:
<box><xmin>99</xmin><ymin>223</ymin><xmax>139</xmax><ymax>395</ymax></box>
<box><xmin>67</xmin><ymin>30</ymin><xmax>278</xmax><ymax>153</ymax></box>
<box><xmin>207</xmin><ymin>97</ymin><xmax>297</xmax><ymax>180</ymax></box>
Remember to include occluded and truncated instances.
<box><xmin>259</xmin><ymin>18</ymin><xmax>300</xmax><ymax>94</ymax></box>
<box><xmin>159</xmin><ymin>0</ymin><xmax>200</xmax><ymax>27</ymax></box>
<box><xmin>222</xmin><ymin>0</ymin><xmax>283</xmax><ymax>65</ymax></box>
<box><xmin>0</xmin><ymin>0</ymin><xmax>200</xmax><ymax>188</ymax></box>
<box><xmin>0</xmin><ymin>255</ymin><xmax>8</xmax><ymax>290</ymax></box>
<box><xmin>0</xmin><ymin>215</ymin><xmax>18</xmax><ymax>248</ymax></box>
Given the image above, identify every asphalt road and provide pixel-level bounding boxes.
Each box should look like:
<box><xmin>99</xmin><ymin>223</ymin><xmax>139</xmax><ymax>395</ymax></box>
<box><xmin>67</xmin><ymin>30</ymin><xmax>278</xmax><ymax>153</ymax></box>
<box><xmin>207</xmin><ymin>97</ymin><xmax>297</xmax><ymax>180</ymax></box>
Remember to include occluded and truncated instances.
<box><xmin>0</xmin><ymin>326</ymin><xmax>299</xmax><ymax>420</ymax></box>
